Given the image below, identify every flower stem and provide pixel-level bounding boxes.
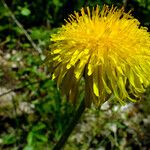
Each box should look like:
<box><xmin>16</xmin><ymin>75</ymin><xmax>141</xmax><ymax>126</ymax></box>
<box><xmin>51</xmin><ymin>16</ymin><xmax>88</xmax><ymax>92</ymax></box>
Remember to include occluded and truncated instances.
<box><xmin>53</xmin><ymin>99</ymin><xmax>86</xmax><ymax>150</ymax></box>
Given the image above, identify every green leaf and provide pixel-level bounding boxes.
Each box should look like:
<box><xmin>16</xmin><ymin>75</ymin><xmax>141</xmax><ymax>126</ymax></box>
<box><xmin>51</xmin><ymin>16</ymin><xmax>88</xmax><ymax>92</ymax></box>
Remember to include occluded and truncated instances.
<box><xmin>35</xmin><ymin>134</ymin><xmax>48</xmax><ymax>142</ymax></box>
<box><xmin>27</xmin><ymin>132</ymin><xmax>33</xmax><ymax>145</ymax></box>
<box><xmin>21</xmin><ymin>7</ymin><xmax>31</xmax><ymax>16</ymax></box>
<box><xmin>2</xmin><ymin>133</ymin><xmax>17</xmax><ymax>145</ymax></box>
<box><xmin>32</xmin><ymin>122</ymin><xmax>46</xmax><ymax>132</ymax></box>
<box><xmin>23</xmin><ymin>145</ymin><xmax>34</xmax><ymax>150</ymax></box>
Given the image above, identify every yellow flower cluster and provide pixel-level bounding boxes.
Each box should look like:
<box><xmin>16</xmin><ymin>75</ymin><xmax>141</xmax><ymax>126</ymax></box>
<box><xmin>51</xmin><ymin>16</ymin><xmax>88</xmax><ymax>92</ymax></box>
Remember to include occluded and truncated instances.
<box><xmin>46</xmin><ymin>5</ymin><xmax>150</xmax><ymax>107</ymax></box>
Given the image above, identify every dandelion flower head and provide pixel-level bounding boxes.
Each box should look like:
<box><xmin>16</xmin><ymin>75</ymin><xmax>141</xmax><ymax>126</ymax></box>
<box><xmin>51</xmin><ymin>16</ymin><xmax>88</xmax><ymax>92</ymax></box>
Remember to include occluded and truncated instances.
<box><xmin>46</xmin><ymin>5</ymin><xmax>150</xmax><ymax>107</ymax></box>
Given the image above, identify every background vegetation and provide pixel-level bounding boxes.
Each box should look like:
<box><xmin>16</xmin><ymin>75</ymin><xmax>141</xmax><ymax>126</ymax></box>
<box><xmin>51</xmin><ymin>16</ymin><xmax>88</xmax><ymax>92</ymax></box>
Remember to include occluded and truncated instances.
<box><xmin>0</xmin><ymin>0</ymin><xmax>150</xmax><ymax>149</ymax></box>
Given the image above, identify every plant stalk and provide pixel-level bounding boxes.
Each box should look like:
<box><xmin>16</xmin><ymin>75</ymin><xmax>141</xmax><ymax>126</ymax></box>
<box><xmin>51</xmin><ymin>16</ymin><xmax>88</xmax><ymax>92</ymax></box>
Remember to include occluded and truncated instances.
<box><xmin>53</xmin><ymin>99</ymin><xmax>86</xmax><ymax>150</ymax></box>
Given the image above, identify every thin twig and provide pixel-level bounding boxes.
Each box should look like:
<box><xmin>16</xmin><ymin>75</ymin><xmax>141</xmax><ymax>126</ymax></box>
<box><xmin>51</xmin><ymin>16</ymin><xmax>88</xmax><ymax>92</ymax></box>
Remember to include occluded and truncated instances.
<box><xmin>0</xmin><ymin>39</ymin><xmax>9</xmax><ymax>47</ymax></box>
<box><xmin>1</xmin><ymin>0</ymin><xmax>42</xmax><ymax>54</ymax></box>
<box><xmin>0</xmin><ymin>78</ymin><xmax>49</xmax><ymax>97</ymax></box>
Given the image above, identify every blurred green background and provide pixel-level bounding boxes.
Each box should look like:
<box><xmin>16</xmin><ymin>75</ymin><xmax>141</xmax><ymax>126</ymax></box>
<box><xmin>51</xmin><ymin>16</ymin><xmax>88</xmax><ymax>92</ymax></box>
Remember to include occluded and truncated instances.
<box><xmin>0</xmin><ymin>0</ymin><xmax>150</xmax><ymax>150</ymax></box>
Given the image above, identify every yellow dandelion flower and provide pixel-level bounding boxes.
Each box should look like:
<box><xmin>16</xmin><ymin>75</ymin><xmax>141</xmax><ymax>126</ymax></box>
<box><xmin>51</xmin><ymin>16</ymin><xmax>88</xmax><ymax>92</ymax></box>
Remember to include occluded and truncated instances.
<box><xmin>46</xmin><ymin>5</ymin><xmax>150</xmax><ymax>107</ymax></box>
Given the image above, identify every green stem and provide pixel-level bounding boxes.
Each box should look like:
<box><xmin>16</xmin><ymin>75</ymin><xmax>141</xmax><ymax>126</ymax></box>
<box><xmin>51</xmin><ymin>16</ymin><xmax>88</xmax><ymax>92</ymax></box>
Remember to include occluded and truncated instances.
<box><xmin>53</xmin><ymin>100</ymin><xmax>86</xmax><ymax>150</ymax></box>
